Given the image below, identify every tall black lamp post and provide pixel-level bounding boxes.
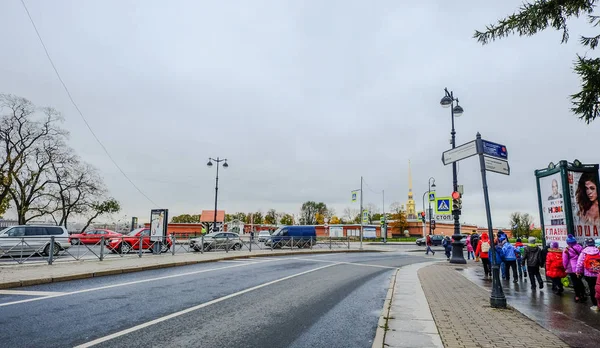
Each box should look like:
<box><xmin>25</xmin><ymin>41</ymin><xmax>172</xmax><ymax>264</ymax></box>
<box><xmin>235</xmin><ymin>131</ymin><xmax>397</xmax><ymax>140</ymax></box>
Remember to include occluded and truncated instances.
<box><xmin>428</xmin><ymin>177</ymin><xmax>436</xmax><ymax>235</ymax></box>
<box><xmin>440</xmin><ymin>88</ymin><xmax>466</xmax><ymax>264</ymax></box>
<box><xmin>207</xmin><ymin>157</ymin><xmax>228</xmax><ymax>232</ymax></box>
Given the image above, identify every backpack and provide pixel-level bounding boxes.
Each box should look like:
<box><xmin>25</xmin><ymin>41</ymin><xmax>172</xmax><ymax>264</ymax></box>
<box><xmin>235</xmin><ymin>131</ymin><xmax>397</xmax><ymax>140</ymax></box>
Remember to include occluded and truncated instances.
<box><xmin>481</xmin><ymin>241</ymin><xmax>490</xmax><ymax>253</ymax></box>
<box><xmin>583</xmin><ymin>253</ymin><xmax>600</xmax><ymax>274</ymax></box>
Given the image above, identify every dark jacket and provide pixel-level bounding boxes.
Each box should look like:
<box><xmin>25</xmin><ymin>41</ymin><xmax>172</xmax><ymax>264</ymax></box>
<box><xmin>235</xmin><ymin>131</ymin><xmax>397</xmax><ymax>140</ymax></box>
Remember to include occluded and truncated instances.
<box><xmin>522</xmin><ymin>244</ymin><xmax>543</xmax><ymax>268</ymax></box>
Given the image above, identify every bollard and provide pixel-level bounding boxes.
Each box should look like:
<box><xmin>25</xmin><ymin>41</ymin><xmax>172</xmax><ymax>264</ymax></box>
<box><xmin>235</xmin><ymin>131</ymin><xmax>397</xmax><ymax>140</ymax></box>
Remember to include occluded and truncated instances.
<box><xmin>100</xmin><ymin>236</ymin><xmax>105</xmax><ymax>261</ymax></box>
<box><xmin>48</xmin><ymin>236</ymin><xmax>55</xmax><ymax>265</ymax></box>
<box><xmin>138</xmin><ymin>235</ymin><xmax>143</xmax><ymax>258</ymax></box>
<box><xmin>347</xmin><ymin>235</ymin><xmax>350</xmax><ymax>249</ymax></box>
<box><xmin>171</xmin><ymin>234</ymin><xmax>175</xmax><ymax>256</ymax></box>
<box><xmin>201</xmin><ymin>235</ymin><xmax>204</xmax><ymax>254</ymax></box>
<box><xmin>291</xmin><ymin>236</ymin><xmax>293</xmax><ymax>250</ymax></box>
<box><xmin>249</xmin><ymin>235</ymin><xmax>252</xmax><ymax>252</ymax></box>
<box><xmin>329</xmin><ymin>236</ymin><xmax>332</xmax><ymax>250</ymax></box>
<box><xmin>310</xmin><ymin>236</ymin><xmax>313</xmax><ymax>250</ymax></box>
<box><xmin>226</xmin><ymin>236</ymin><xmax>229</xmax><ymax>253</ymax></box>
<box><xmin>271</xmin><ymin>238</ymin><xmax>274</xmax><ymax>251</ymax></box>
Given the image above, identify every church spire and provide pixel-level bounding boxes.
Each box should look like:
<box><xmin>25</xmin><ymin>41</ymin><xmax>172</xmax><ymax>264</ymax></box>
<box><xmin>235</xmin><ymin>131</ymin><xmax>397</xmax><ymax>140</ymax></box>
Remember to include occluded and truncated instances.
<box><xmin>408</xmin><ymin>160</ymin><xmax>413</xmax><ymax>198</ymax></box>
<box><xmin>407</xmin><ymin>160</ymin><xmax>416</xmax><ymax>219</ymax></box>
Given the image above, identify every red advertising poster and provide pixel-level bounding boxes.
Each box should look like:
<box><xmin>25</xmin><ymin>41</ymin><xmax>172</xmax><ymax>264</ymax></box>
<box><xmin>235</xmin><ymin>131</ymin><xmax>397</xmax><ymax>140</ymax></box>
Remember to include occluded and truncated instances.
<box><xmin>568</xmin><ymin>171</ymin><xmax>600</xmax><ymax>243</ymax></box>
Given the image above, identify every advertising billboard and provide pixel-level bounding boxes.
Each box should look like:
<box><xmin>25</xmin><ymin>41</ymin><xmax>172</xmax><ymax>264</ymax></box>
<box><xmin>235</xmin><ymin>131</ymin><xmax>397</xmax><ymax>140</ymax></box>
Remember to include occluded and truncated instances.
<box><xmin>568</xmin><ymin>170</ymin><xmax>600</xmax><ymax>242</ymax></box>
<box><xmin>364</xmin><ymin>227</ymin><xmax>377</xmax><ymax>239</ymax></box>
<box><xmin>539</xmin><ymin>173</ymin><xmax>568</xmax><ymax>246</ymax></box>
<box><xmin>150</xmin><ymin>209</ymin><xmax>168</xmax><ymax>242</ymax></box>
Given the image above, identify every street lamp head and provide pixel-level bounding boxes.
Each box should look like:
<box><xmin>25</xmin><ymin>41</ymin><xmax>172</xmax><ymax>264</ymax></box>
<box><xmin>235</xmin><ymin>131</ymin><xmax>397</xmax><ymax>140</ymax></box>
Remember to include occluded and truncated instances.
<box><xmin>223</xmin><ymin>161</ymin><xmax>229</xmax><ymax>168</ymax></box>
<box><xmin>440</xmin><ymin>95</ymin><xmax>453</xmax><ymax>108</ymax></box>
<box><xmin>453</xmin><ymin>104</ymin><xmax>464</xmax><ymax>117</ymax></box>
<box><xmin>431</xmin><ymin>181</ymin><xmax>436</xmax><ymax>188</ymax></box>
<box><xmin>206</xmin><ymin>160</ymin><xmax>213</xmax><ymax>167</ymax></box>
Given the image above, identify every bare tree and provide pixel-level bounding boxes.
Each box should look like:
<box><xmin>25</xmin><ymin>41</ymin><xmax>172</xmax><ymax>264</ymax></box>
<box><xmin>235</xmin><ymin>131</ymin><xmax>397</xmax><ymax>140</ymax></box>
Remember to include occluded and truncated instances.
<box><xmin>79</xmin><ymin>198</ymin><xmax>121</xmax><ymax>233</ymax></box>
<box><xmin>343</xmin><ymin>207</ymin><xmax>358</xmax><ymax>222</ymax></box>
<box><xmin>389</xmin><ymin>202</ymin><xmax>403</xmax><ymax>214</ymax></box>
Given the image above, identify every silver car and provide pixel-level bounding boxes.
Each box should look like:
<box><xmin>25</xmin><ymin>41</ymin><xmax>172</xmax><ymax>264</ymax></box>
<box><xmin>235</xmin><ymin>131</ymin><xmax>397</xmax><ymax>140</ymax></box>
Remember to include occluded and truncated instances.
<box><xmin>0</xmin><ymin>225</ymin><xmax>71</xmax><ymax>257</ymax></box>
<box><xmin>189</xmin><ymin>232</ymin><xmax>243</xmax><ymax>251</ymax></box>
<box><xmin>257</xmin><ymin>230</ymin><xmax>271</xmax><ymax>242</ymax></box>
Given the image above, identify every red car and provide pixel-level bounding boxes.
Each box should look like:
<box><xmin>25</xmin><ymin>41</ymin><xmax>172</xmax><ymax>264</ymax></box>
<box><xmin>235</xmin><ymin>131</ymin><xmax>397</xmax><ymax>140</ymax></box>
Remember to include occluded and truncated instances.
<box><xmin>69</xmin><ymin>229</ymin><xmax>122</xmax><ymax>245</ymax></box>
<box><xmin>106</xmin><ymin>228</ymin><xmax>172</xmax><ymax>254</ymax></box>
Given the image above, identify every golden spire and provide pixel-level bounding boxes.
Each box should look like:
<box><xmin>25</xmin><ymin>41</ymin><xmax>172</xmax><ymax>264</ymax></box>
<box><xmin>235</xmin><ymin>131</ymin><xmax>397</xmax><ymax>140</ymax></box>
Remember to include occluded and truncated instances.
<box><xmin>407</xmin><ymin>160</ymin><xmax>416</xmax><ymax>219</ymax></box>
<box><xmin>408</xmin><ymin>160</ymin><xmax>413</xmax><ymax>198</ymax></box>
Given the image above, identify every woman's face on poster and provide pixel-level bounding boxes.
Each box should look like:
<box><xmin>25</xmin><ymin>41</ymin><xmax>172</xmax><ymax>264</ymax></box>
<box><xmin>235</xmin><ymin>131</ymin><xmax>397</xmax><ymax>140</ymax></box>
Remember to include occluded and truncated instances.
<box><xmin>585</xmin><ymin>180</ymin><xmax>598</xmax><ymax>202</ymax></box>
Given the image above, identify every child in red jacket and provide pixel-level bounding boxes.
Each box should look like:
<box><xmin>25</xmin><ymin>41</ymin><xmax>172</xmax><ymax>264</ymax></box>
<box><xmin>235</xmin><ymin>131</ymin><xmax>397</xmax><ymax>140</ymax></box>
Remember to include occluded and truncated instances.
<box><xmin>546</xmin><ymin>241</ymin><xmax>567</xmax><ymax>295</ymax></box>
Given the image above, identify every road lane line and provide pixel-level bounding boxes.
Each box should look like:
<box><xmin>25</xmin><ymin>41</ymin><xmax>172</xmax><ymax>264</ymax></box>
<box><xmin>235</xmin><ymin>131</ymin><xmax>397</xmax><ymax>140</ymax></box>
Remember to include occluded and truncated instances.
<box><xmin>0</xmin><ymin>290</ymin><xmax>67</xmax><ymax>296</ymax></box>
<box><xmin>74</xmin><ymin>263</ymin><xmax>339</xmax><ymax>348</ymax></box>
<box><xmin>0</xmin><ymin>258</ymin><xmax>282</xmax><ymax>307</ymax></box>
<box><xmin>289</xmin><ymin>257</ymin><xmax>398</xmax><ymax>269</ymax></box>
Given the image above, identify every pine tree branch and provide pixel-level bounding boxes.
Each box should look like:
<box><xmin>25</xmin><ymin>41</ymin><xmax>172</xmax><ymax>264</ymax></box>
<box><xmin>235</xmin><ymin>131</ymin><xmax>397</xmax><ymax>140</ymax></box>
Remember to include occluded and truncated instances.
<box><xmin>571</xmin><ymin>55</ymin><xmax>600</xmax><ymax>123</ymax></box>
<box><xmin>474</xmin><ymin>0</ymin><xmax>596</xmax><ymax>45</ymax></box>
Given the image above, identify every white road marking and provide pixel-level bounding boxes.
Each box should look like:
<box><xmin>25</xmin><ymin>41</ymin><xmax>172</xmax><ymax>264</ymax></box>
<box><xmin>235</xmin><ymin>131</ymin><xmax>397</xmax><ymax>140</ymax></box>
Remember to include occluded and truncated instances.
<box><xmin>0</xmin><ymin>290</ymin><xmax>67</xmax><ymax>296</ymax></box>
<box><xmin>0</xmin><ymin>258</ymin><xmax>280</xmax><ymax>307</ymax></box>
<box><xmin>74</xmin><ymin>263</ymin><xmax>339</xmax><ymax>348</ymax></box>
<box><xmin>218</xmin><ymin>260</ymin><xmax>258</xmax><ymax>263</ymax></box>
<box><xmin>289</xmin><ymin>257</ymin><xmax>398</xmax><ymax>269</ymax></box>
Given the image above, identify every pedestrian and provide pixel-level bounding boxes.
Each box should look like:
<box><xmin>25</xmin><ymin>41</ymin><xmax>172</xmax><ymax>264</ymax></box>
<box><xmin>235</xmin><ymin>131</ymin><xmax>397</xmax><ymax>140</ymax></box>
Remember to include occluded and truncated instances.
<box><xmin>562</xmin><ymin>234</ymin><xmax>586</xmax><ymax>302</ymax></box>
<box><xmin>443</xmin><ymin>236</ymin><xmax>452</xmax><ymax>260</ymax></box>
<box><xmin>576</xmin><ymin>238</ymin><xmax>600</xmax><ymax>311</ymax></box>
<box><xmin>471</xmin><ymin>233</ymin><xmax>480</xmax><ymax>262</ymax></box>
<box><xmin>514</xmin><ymin>238</ymin><xmax>528</xmax><ymax>280</ymax></box>
<box><xmin>425</xmin><ymin>234</ymin><xmax>435</xmax><ymax>256</ymax></box>
<box><xmin>250</xmin><ymin>230</ymin><xmax>255</xmax><ymax>242</ymax></box>
<box><xmin>522</xmin><ymin>236</ymin><xmax>544</xmax><ymax>290</ymax></box>
<box><xmin>546</xmin><ymin>241</ymin><xmax>567</xmax><ymax>295</ymax></box>
<box><xmin>497</xmin><ymin>230</ymin><xmax>507</xmax><ymax>279</ymax></box>
<box><xmin>476</xmin><ymin>232</ymin><xmax>491</xmax><ymax>277</ymax></box>
<box><xmin>466</xmin><ymin>235</ymin><xmax>474</xmax><ymax>260</ymax></box>
<box><xmin>500</xmin><ymin>236</ymin><xmax>518</xmax><ymax>283</ymax></box>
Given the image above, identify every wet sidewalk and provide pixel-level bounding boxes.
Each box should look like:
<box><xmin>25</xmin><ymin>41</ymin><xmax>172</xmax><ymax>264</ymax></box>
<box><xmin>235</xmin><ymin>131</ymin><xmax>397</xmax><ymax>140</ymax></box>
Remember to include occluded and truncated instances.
<box><xmin>417</xmin><ymin>263</ymin><xmax>569</xmax><ymax>348</ymax></box>
<box><xmin>462</xmin><ymin>261</ymin><xmax>600</xmax><ymax>347</ymax></box>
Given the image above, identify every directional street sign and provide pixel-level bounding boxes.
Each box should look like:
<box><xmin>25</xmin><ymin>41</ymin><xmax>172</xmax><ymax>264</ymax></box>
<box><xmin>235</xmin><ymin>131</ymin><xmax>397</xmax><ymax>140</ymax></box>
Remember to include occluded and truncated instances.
<box><xmin>482</xmin><ymin>140</ymin><xmax>508</xmax><ymax>160</ymax></box>
<box><xmin>484</xmin><ymin>156</ymin><xmax>510</xmax><ymax>175</ymax></box>
<box><xmin>435</xmin><ymin>197</ymin><xmax>452</xmax><ymax>215</ymax></box>
<box><xmin>429</xmin><ymin>192</ymin><xmax>435</xmax><ymax>202</ymax></box>
<box><xmin>441</xmin><ymin>140</ymin><xmax>477</xmax><ymax>165</ymax></box>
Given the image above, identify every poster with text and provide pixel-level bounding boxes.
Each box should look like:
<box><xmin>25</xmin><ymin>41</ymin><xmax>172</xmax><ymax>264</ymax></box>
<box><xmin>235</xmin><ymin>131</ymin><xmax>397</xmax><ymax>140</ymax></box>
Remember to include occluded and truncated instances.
<box><xmin>540</xmin><ymin>173</ymin><xmax>567</xmax><ymax>246</ymax></box>
<box><xmin>568</xmin><ymin>170</ymin><xmax>600</xmax><ymax>242</ymax></box>
<box><xmin>150</xmin><ymin>209</ymin><xmax>167</xmax><ymax>241</ymax></box>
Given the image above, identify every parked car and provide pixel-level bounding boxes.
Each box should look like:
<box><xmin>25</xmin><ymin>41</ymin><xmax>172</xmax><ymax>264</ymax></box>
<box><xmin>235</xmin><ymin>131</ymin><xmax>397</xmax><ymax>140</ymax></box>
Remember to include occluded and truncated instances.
<box><xmin>69</xmin><ymin>229</ymin><xmax>122</xmax><ymax>245</ymax></box>
<box><xmin>106</xmin><ymin>228</ymin><xmax>172</xmax><ymax>254</ymax></box>
<box><xmin>189</xmin><ymin>232</ymin><xmax>243</xmax><ymax>251</ymax></box>
<box><xmin>0</xmin><ymin>225</ymin><xmax>71</xmax><ymax>257</ymax></box>
<box><xmin>265</xmin><ymin>226</ymin><xmax>316</xmax><ymax>248</ymax></box>
<box><xmin>257</xmin><ymin>230</ymin><xmax>271</xmax><ymax>242</ymax></box>
<box><xmin>415</xmin><ymin>235</ymin><xmax>444</xmax><ymax>246</ymax></box>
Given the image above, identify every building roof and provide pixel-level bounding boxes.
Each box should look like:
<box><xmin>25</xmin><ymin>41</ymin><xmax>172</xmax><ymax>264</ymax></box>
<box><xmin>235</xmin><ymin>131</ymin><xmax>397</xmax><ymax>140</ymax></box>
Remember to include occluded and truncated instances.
<box><xmin>200</xmin><ymin>210</ymin><xmax>225</xmax><ymax>223</ymax></box>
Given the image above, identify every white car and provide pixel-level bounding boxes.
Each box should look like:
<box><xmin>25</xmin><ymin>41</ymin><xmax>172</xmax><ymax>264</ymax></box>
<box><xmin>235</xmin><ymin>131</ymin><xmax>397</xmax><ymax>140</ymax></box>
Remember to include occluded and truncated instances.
<box><xmin>257</xmin><ymin>231</ymin><xmax>271</xmax><ymax>242</ymax></box>
<box><xmin>0</xmin><ymin>225</ymin><xmax>71</xmax><ymax>257</ymax></box>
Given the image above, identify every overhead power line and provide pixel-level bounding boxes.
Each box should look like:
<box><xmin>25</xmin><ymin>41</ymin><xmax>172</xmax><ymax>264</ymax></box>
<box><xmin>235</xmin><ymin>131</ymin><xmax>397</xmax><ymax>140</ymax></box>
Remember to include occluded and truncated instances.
<box><xmin>20</xmin><ymin>0</ymin><xmax>159</xmax><ymax>207</ymax></box>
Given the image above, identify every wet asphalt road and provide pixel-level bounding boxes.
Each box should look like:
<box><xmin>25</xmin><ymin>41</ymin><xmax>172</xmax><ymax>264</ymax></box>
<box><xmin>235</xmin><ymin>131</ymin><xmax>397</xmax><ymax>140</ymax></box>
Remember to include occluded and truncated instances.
<box><xmin>0</xmin><ymin>251</ymin><xmax>428</xmax><ymax>348</ymax></box>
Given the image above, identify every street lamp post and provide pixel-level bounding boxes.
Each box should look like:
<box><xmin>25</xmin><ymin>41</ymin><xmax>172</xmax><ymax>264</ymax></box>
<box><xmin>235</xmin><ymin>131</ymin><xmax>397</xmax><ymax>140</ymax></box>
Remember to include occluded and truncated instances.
<box><xmin>440</xmin><ymin>88</ymin><xmax>466</xmax><ymax>264</ymax></box>
<box><xmin>428</xmin><ymin>177</ymin><xmax>435</xmax><ymax>236</ymax></box>
<box><xmin>207</xmin><ymin>157</ymin><xmax>228</xmax><ymax>233</ymax></box>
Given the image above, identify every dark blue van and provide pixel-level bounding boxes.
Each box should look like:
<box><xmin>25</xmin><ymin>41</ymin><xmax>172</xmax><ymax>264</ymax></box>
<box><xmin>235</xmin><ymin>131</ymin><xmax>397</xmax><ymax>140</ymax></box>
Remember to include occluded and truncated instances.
<box><xmin>265</xmin><ymin>226</ymin><xmax>316</xmax><ymax>248</ymax></box>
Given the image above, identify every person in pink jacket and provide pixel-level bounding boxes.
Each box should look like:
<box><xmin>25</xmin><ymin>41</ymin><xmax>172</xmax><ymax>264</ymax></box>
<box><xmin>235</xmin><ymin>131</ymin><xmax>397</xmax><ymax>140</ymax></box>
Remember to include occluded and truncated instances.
<box><xmin>576</xmin><ymin>238</ymin><xmax>600</xmax><ymax>311</ymax></box>
<box><xmin>466</xmin><ymin>235</ymin><xmax>474</xmax><ymax>260</ymax></box>
<box><xmin>563</xmin><ymin>234</ymin><xmax>586</xmax><ymax>302</ymax></box>
<box><xmin>596</xmin><ymin>239</ymin><xmax>600</xmax><ymax>309</ymax></box>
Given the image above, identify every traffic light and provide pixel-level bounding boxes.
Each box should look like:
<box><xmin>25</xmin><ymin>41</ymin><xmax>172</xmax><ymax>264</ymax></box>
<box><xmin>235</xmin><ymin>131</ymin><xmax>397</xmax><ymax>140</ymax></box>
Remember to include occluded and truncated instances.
<box><xmin>452</xmin><ymin>191</ymin><xmax>462</xmax><ymax>213</ymax></box>
<box><xmin>420</xmin><ymin>211</ymin><xmax>426</xmax><ymax>222</ymax></box>
<box><xmin>431</xmin><ymin>220</ymin><xmax>436</xmax><ymax>230</ymax></box>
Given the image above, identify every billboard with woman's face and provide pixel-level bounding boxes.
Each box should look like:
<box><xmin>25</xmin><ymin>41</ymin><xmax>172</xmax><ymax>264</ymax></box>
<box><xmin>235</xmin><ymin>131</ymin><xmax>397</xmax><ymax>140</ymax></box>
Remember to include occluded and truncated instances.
<box><xmin>539</xmin><ymin>172</ymin><xmax>567</xmax><ymax>246</ymax></box>
<box><xmin>568</xmin><ymin>170</ymin><xmax>600</xmax><ymax>242</ymax></box>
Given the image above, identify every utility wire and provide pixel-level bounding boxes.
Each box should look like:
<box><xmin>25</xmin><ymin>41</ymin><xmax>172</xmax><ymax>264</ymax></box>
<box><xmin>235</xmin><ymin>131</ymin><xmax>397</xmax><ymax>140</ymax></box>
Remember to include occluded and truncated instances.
<box><xmin>20</xmin><ymin>0</ymin><xmax>159</xmax><ymax>207</ymax></box>
<box><xmin>362</xmin><ymin>178</ymin><xmax>383</xmax><ymax>195</ymax></box>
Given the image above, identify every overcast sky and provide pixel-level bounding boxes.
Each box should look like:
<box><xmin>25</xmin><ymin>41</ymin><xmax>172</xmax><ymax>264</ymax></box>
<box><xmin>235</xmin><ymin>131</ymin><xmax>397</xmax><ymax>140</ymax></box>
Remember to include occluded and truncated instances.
<box><xmin>1</xmin><ymin>0</ymin><xmax>599</xmax><ymax>226</ymax></box>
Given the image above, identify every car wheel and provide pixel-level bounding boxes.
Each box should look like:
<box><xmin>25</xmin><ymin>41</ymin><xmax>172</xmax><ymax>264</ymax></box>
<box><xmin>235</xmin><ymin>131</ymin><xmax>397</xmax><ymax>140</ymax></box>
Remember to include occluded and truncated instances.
<box><xmin>204</xmin><ymin>244</ymin><xmax>212</xmax><ymax>251</ymax></box>
<box><xmin>119</xmin><ymin>243</ymin><xmax>131</xmax><ymax>254</ymax></box>
<box><xmin>71</xmin><ymin>239</ymin><xmax>80</xmax><ymax>245</ymax></box>
<box><xmin>43</xmin><ymin>243</ymin><xmax>61</xmax><ymax>257</ymax></box>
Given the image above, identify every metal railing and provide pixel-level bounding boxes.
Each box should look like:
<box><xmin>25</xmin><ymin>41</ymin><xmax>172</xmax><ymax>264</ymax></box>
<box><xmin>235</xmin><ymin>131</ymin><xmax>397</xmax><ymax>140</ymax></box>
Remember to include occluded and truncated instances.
<box><xmin>0</xmin><ymin>235</ymin><xmax>353</xmax><ymax>265</ymax></box>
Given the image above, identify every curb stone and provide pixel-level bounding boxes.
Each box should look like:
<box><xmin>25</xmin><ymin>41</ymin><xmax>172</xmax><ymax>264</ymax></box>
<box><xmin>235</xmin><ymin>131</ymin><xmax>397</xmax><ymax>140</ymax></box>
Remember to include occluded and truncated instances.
<box><xmin>372</xmin><ymin>267</ymin><xmax>399</xmax><ymax>348</ymax></box>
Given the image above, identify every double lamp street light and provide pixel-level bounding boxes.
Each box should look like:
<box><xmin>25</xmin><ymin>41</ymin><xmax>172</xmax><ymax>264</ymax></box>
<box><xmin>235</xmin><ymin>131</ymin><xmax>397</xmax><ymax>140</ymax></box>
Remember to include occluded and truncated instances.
<box><xmin>207</xmin><ymin>157</ymin><xmax>228</xmax><ymax>233</ymax></box>
<box><xmin>421</xmin><ymin>177</ymin><xmax>436</xmax><ymax>236</ymax></box>
<box><xmin>440</xmin><ymin>88</ymin><xmax>466</xmax><ymax>264</ymax></box>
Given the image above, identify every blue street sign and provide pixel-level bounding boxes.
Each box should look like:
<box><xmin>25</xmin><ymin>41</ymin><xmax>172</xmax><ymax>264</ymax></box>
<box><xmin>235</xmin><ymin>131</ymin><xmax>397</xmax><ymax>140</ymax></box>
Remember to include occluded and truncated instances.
<box><xmin>482</xmin><ymin>140</ymin><xmax>508</xmax><ymax>160</ymax></box>
<box><xmin>429</xmin><ymin>192</ymin><xmax>435</xmax><ymax>202</ymax></box>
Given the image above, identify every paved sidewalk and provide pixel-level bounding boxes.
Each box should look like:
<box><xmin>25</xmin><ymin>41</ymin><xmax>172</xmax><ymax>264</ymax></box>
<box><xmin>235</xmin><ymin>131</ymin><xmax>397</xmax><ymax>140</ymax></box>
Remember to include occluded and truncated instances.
<box><xmin>0</xmin><ymin>247</ymin><xmax>383</xmax><ymax>289</ymax></box>
<box><xmin>378</xmin><ymin>261</ymin><xmax>443</xmax><ymax>348</ymax></box>
<box><xmin>419</xmin><ymin>263</ymin><xmax>569</xmax><ymax>348</ymax></box>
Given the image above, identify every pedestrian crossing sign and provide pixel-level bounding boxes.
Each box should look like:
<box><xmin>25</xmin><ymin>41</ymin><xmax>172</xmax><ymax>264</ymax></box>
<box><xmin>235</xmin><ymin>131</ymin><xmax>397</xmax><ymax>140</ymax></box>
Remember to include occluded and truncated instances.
<box><xmin>435</xmin><ymin>197</ymin><xmax>452</xmax><ymax>215</ymax></box>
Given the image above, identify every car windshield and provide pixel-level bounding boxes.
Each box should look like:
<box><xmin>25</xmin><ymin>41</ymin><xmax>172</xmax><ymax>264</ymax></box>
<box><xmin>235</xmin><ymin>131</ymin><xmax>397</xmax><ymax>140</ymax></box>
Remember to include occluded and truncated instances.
<box><xmin>127</xmin><ymin>228</ymin><xmax>145</xmax><ymax>236</ymax></box>
<box><xmin>271</xmin><ymin>227</ymin><xmax>283</xmax><ymax>236</ymax></box>
<box><xmin>204</xmin><ymin>233</ymin><xmax>218</xmax><ymax>238</ymax></box>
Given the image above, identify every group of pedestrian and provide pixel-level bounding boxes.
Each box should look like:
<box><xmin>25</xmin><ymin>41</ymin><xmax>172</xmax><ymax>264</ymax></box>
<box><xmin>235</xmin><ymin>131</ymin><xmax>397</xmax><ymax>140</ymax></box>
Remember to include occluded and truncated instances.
<box><xmin>474</xmin><ymin>231</ymin><xmax>600</xmax><ymax>312</ymax></box>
